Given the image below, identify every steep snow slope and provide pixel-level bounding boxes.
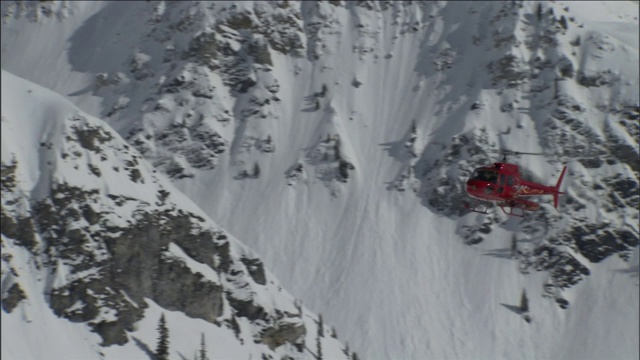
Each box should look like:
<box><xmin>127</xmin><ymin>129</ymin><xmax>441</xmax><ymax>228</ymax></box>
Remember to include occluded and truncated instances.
<box><xmin>1</xmin><ymin>69</ymin><xmax>348</xmax><ymax>360</ymax></box>
<box><xmin>2</xmin><ymin>1</ymin><xmax>638</xmax><ymax>359</ymax></box>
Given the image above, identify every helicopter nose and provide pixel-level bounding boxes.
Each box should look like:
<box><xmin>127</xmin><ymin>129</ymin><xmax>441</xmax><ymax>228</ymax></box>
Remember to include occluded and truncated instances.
<box><xmin>466</xmin><ymin>180</ymin><xmax>477</xmax><ymax>193</ymax></box>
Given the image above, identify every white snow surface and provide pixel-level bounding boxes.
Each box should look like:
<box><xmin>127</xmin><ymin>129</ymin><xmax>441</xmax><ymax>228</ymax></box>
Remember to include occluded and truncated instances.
<box><xmin>2</xmin><ymin>1</ymin><xmax>639</xmax><ymax>359</ymax></box>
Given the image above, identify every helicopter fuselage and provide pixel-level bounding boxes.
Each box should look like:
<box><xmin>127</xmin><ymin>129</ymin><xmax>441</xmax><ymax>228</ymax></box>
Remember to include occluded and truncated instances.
<box><xmin>465</xmin><ymin>162</ymin><xmax>566</xmax><ymax>214</ymax></box>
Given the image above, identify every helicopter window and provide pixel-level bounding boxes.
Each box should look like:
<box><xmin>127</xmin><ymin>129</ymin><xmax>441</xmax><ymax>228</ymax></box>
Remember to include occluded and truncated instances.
<box><xmin>507</xmin><ymin>176</ymin><xmax>515</xmax><ymax>186</ymax></box>
<box><xmin>500</xmin><ymin>174</ymin><xmax>506</xmax><ymax>185</ymax></box>
<box><xmin>472</xmin><ymin>170</ymin><xmax>498</xmax><ymax>183</ymax></box>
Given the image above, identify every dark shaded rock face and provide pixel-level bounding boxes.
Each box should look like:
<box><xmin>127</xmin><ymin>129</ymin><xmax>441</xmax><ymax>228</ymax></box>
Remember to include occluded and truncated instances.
<box><xmin>532</xmin><ymin>245</ymin><xmax>590</xmax><ymax>289</ymax></box>
<box><xmin>240</xmin><ymin>257</ymin><xmax>267</xmax><ymax>285</ymax></box>
<box><xmin>261</xmin><ymin>321</ymin><xmax>306</xmax><ymax>350</ymax></box>
<box><xmin>3</xmin><ymin>152</ymin><xmax>300</xmax><ymax>349</ymax></box>
<box><xmin>153</xmin><ymin>254</ymin><xmax>223</xmax><ymax>323</ymax></box>
<box><xmin>0</xmin><ymin>79</ymin><xmax>326</xmax><ymax>350</ymax></box>
<box><xmin>415</xmin><ymin>128</ymin><xmax>494</xmax><ymax>218</ymax></box>
<box><xmin>399</xmin><ymin>0</ymin><xmax>639</xmax><ymax>310</ymax></box>
<box><xmin>2</xmin><ymin>133</ymin><xmax>311</xmax><ymax>351</ymax></box>
<box><xmin>227</xmin><ymin>296</ymin><xmax>267</xmax><ymax>322</ymax></box>
<box><xmin>568</xmin><ymin>225</ymin><xmax>638</xmax><ymax>263</ymax></box>
<box><xmin>28</xmin><ymin>183</ymin><xmax>231</xmax><ymax>346</ymax></box>
<box><xmin>2</xmin><ymin>283</ymin><xmax>27</xmax><ymax>313</ymax></box>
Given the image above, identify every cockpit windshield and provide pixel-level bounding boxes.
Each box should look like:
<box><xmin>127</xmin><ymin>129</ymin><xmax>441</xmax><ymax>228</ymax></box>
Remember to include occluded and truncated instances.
<box><xmin>471</xmin><ymin>169</ymin><xmax>498</xmax><ymax>183</ymax></box>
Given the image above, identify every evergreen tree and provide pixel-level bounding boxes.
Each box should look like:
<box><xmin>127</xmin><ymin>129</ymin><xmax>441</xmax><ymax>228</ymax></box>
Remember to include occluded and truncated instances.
<box><xmin>316</xmin><ymin>333</ymin><xmax>323</xmax><ymax>360</ymax></box>
<box><xmin>156</xmin><ymin>313</ymin><xmax>169</xmax><ymax>360</ymax></box>
<box><xmin>559</xmin><ymin>15</ymin><xmax>568</xmax><ymax>30</ymax></box>
<box><xmin>338</xmin><ymin>159</ymin><xmax>354</xmax><ymax>182</ymax></box>
<box><xmin>318</xmin><ymin>314</ymin><xmax>324</xmax><ymax>337</ymax></box>
<box><xmin>520</xmin><ymin>289</ymin><xmax>529</xmax><ymax>313</ymax></box>
<box><xmin>295</xmin><ymin>299</ymin><xmax>303</xmax><ymax>316</ymax></box>
<box><xmin>334</xmin><ymin>137</ymin><xmax>342</xmax><ymax>161</ymax></box>
<box><xmin>320</xmin><ymin>83</ymin><xmax>328</xmax><ymax>97</ymax></box>
<box><xmin>253</xmin><ymin>162</ymin><xmax>261</xmax><ymax>178</ymax></box>
<box><xmin>536</xmin><ymin>3</ymin><xmax>543</xmax><ymax>22</ymax></box>
<box><xmin>229</xmin><ymin>315</ymin><xmax>241</xmax><ymax>340</ymax></box>
<box><xmin>510</xmin><ymin>236</ymin><xmax>518</xmax><ymax>259</ymax></box>
<box><xmin>199</xmin><ymin>333</ymin><xmax>208</xmax><ymax>360</ymax></box>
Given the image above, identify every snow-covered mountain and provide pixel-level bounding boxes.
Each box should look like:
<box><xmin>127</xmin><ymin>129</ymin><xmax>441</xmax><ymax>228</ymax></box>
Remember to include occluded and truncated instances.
<box><xmin>2</xmin><ymin>1</ymin><xmax>638</xmax><ymax>359</ymax></box>
<box><xmin>1</xmin><ymin>70</ymin><xmax>349</xmax><ymax>359</ymax></box>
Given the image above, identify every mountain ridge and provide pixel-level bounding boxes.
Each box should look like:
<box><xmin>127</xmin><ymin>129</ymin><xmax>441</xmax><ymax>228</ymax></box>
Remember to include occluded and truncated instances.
<box><xmin>1</xmin><ymin>69</ymin><xmax>349</xmax><ymax>359</ymax></box>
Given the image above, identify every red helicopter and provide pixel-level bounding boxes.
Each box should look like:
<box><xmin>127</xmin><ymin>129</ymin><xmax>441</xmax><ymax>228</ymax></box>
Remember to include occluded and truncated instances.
<box><xmin>465</xmin><ymin>150</ymin><xmax>567</xmax><ymax>217</ymax></box>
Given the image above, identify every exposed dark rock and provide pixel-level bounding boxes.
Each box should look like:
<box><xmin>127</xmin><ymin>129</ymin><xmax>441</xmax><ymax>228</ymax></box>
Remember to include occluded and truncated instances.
<box><xmin>188</xmin><ymin>31</ymin><xmax>218</xmax><ymax>64</ymax></box>
<box><xmin>225</xmin><ymin>11</ymin><xmax>253</xmax><ymax>30</ymax></box>
<box><xmin>91</xmin><ymin>321</ymin><xmax>130</xmax><ymax>346</ymax></box>
<box><xmin>227</xmin><ymin>295</ymin><xmax>267</xmax><ymax>321</ymax></box>
<box><xmin>577</xmin><ymin>70</ymin><xmax>615</xmax><ymax>88</ymax></box>
<box><xmin>16</xmin><ymin>180</ymin><xmax>239</xmax><ymax>346</ymax></box>
<box><xmin>337</xmin><ymin>159</ymin><xmax>355</xmax><ymax>183</ymax></box>
<box><xmin>2</xmin><ymin>283</ymin><xmax>27</xmax><ymax>313</ymax></box>
<box><xmin>72</xmin><ymin>124</ymin><xmax>114</xmax><ymax>154</ymax></box>
<box><xmin>285</xmin><ymin>161</ymin><xmax>305</xmax><ymax>186</ymax></box>
<box><xmin>531</xmin><ymin>245</ymin><xmax>590</xmax><ymax>289</ymax></box>
<box><xmin>1</xmin><ymin>159</ymin><xmax>18</xmax><ymax>192</ymax></box>
<box><xmin>128</xmin><ymin>168</ymin><xmax>142</xmax><ymax>183</ymax></box>
<box><xmin>247</xmin><ymin>37</ymin><xmax>272</xmax><ymax>66</ymax></box>
<box><xmin>153</xmin><ymin>255</ymin><xmax>224</xmax><ymax>323</ymax></box>
<box><xmin>604</xmin><ymin>175</ymin><xmax>639</xmax><ymax>208</ymax></box>
<box><xmin>1</xmin><ymin>212</ymin><xmax>37</xmax><ymax>251</ymax></box>
<box><xmin>214</xmin><ymin>237</ymin><xmax>232</xmax><ymax>273</ymax></box>
<box><xmin>555</xmin><ymin>297</ymin><xmax>569</xmax><ymax>309</ymax></box>
<box><xmin>240</xmin><ymin>257</ymin><xmax>267</xmax><ymax>285</ymax></box>
<box><xmin>50</xmin><ymin>281</ymin><xmax>106</xmax><ymax>323</ymax></box>
<box><xmin>465</xmin><ymin>237</ymin><xmax>484</xmax><ymax>245</ymax></box>
<box><xmin>578</xmin><ymin>157</ymin><xmax>603</xmax><ymax>169</ymax></box>
<box><xmin>261</xmin><ymin>321</ymin><xmax>306</xmax><ymax>350</ymax></box>
<box><xmin>489</xmin><ymin>54</ymin><xmax>528</xmax><ymax>88</ymax></box>
<box><xmin>572</xmin><ymin>225</ymin><xmax>638</xmax><ymax>263</ymax></box>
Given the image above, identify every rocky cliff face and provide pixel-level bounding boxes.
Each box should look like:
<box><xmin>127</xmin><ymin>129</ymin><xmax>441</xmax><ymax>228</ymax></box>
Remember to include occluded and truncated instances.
<box><xmin>0</xmin><ymin>70</ymin><xmax>347</xmax><ymax>358</ymax></box>
<box><xmin>86</xmin><ymin>0</ymin><xmax>637</xmax><ymax>308</ymax></box>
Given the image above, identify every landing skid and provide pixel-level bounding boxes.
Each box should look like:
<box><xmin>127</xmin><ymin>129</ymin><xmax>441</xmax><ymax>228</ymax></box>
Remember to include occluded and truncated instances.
<box><xmin>464</xmin><ymin>202</ymin><xmax>491</xmax><ymax>215</ymax></box>
<box><xmin>465</xmin><ymin>201</ymin><xmax>528</xmax><ymax>218</ymax></box>
<box><xmin>499</xmin><ymin>205</ymin><xmax>525</xmax><ymax>218</ymax></box>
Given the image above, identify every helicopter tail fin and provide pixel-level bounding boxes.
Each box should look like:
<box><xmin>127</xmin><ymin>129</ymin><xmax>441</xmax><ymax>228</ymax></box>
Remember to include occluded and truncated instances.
<box><xmin>553</xmin><ymin>166</ymin><xmax>567</xmax><ymax>209</ymax></box>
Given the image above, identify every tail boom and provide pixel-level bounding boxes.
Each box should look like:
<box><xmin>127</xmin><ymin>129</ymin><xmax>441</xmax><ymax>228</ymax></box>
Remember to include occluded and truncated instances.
<box><xmin>517</xmin><ymin>166</ymin><xmax>567</xmax><ymax>209</ymax></box>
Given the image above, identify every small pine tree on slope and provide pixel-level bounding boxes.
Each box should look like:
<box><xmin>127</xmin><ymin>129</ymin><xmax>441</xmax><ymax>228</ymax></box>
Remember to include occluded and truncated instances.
<box><xmin>520</xmin><ymin>289</ymin><xmax>529</xmax><ymax>313</ymax></box>
<box><xmin>199</xmin><ymin>333</ymin><xmax>208</xmax><ymax>360</ymax></box>
<box><xmin>156</xmin><ymin>313</ymin><xmax>170</xmax><ymax>360</ymax></box>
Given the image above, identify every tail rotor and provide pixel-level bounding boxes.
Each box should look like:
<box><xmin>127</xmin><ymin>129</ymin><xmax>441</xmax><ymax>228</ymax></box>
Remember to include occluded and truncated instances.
<box><xmin>552</xmin><ymin>166</ymin><xmax>567</xmax><ymax>210</ymax></box>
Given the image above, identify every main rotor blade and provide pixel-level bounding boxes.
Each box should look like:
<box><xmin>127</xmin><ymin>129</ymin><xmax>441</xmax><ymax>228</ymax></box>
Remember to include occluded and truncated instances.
<box><xmin>502</xmin><ymin>149</ymin><xmax>547</xmax><ymax>156</ymax></box>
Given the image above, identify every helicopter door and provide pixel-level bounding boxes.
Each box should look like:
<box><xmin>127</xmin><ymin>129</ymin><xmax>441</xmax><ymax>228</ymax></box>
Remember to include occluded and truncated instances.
<box><xmin>498</xmin><ymin>174</ymin><xmax>506</xmax><ymax>193</ymax></box>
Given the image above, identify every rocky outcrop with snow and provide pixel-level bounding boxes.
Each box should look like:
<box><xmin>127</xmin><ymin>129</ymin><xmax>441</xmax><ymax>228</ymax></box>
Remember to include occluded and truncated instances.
<box><xmin>74</xmin><ymin>0</ymin><xmax>638</xmax><ymax>305</ymax></box>
<box><xmin>1</xmin><ymin>70</ymin><xmax>348</xmax><ymax>359</ymax></box>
